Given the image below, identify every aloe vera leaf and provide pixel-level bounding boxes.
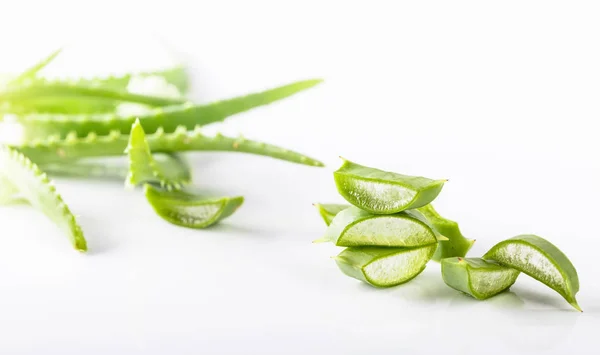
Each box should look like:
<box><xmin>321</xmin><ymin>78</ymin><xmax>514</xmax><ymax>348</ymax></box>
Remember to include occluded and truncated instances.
<box><xmin>0</xmin><ymin>82</ymin><xmax>186</xmax><ymax>109</ymax></box>
<box><xmin>15</xmin><ymin>128</ymin><xmax>324</xmax><ymax>167</ymax></box>
<box><xmin>334</xmin><ymin>244</ymin><xmax>437</xmax><ymax>287</ymax></box>
<box><xmin>30</xmin><ymin>65</ymin><xmax>189</xmax><ymax>93</ymax></box>
<box><xmin>333</xmin><ymin>158</ymin><xmax>447</xmax><ymax>214</ymax></box>
<box><xmin>313</xmin><ymin>203</ymin><xmax>349</xmax><ymax>226</ymax></box>
<box><xmin>416</xmin><ymin>204</ymin><xmax>475</xmax><ymax>262</ymax></box>
<box><xmin>482</xmin><ymin>234</ymin><xmax>581</xmax><ymax>311</ymax></box>
<box><xmin>10</xmin><ymin>79</ymin><xmax>323</xmax><ymax>140</ymax></box>
<box><xmin>442</xmin><ymin>257</ymin><xmax>520</xmax><ymax>300</ymax></box>
<box><xmin>126</xmin><ymin>120</ymin><xmax>190</xmax><ymax>190</ymax></box>
<box><xmin>8</xmin><ymin>48</ymin><xmax>63</xmax><ymax>86</ymax></box>
<box><xmin>316</xmin><ymin>206</ymin><xmax>445</xmax><ymax>247</ymax></box>
<box><xmin>40</xmin><ymin>153</ymin><xmax>190</xmax><ymax>183</ymax></box>
<box><xmin>144</xmin><ymin>184</ymin><xmax>244</xmax><ymax>229</ymax></box>
<box><xmin>0</xmin><ymin>145</ymin><xmax>87</xmax><ymax>251</ymax></box>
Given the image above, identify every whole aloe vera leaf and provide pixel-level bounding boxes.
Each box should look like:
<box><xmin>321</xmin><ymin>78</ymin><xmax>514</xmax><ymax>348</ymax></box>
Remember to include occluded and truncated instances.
<box><xmin>11</xmin><ymin>79</ymin><xmax>323</xmax><ymax>140</ymax></box>
<box><xmin>483</xmin><ymin>234</ymin><xmax>581</xmax><ymax>311</ymax></box>
<box><xmin>417</xmin><ymin>204</ymin><xmax>475</xmax><ymax>262</ymax></box>
<box><xmin>144</xmin><ymin>184</ymin><xmax>244</xmax><ymax>229</ymax></box>
<box><xmin>442</xmin><ymin>257</ymin><xmax>520</xmax><ymax>300</ymax></box>
<box><xmin>7</xmin><ymin>48</ymin><xmax>63</xmax><ymax>87</ymax></box>
<box><xmin>313</xmin><ymin>203</ymin><xmax>349</xmax><ymax>226</ymax></box>
<box><xmin>126</xmin><ymin>120</ymin><xmax>190</xmax><ymax>190</ymax></box>
<box><xmin>15</xmin><ymin>128</ymin><xmax>324</xmax><ymax>167</ymax></box>
<box><xmin>333</xmin><ymin>158</ymin><xmax>447</xmax><ymax>214</ymax></box>
<box><xmin>334</xmin><ymin>244</ymin><xmax>437</xmax><ymax>287</ymax></box>
<box><xmin>0</xmin><ymin>145</ymin><xmax>87</xmax><ymax>251</ymax></box>
<box><xmin>40</xmin><ymin>153</ymin><xmax>190</xmax><ymax>182</ymax></box>
<box><xmin>316</xmin><ymin>205</ymin><xmax>445</xmax><ymax>247</ymax></box>
<box><xmin>0</xmin><ymin>82</ymin><xmax>185</xmax><ymax>108</ymax></box>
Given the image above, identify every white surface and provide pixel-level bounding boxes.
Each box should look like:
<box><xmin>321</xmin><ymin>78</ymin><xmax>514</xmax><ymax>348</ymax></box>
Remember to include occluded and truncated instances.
<box><xmin>1</xmin><ymin>1</ymin><xmax>599</xmax><ymax>354</ymax></box>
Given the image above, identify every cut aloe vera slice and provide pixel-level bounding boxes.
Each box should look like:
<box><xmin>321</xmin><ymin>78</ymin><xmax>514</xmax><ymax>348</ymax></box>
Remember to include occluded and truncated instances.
<box><xmin>313</xmin><ymin>203</ymin><xmax>348</xmax><ymax>226</ymax></box>
<box><xmin>317</xmin><ymin>206</ymin><xmax>444</xmax><ymax>247</ymax></box>
<box><xmin>483</xmin><ymin>234</ymin><xmax>582</xmax><ymax>311</ymax></box>
<box><xmin>417</xmin><ymin>204</ymin><xmax>475</xmax><ymax>261</ymax></box>
<box><xmin>442</xmin><ymin>257</ymin><xmax>520</xmax><ymax>300</ymax></box>
<box><xmin>334</xmin><ymin>244</ymin><xmax>437</xmax><ymax>287</ymax></box>
<box><xmin>144</xmin><ymin>184</ymin><xmax>244</xmax><ymax>229</ymax></box>
<box><xmin>333</xmin><ymin>158</ymin><xmax>446</xmax><ymax>214</ymax></box>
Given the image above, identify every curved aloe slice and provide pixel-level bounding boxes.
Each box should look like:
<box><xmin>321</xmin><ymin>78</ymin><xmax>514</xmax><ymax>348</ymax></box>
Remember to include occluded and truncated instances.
<box><xmin>334</xmin><ymin>244</ymin><xmax>437</xmax><ymax>287</ymax></box>
<box><xmin>442</xmin><ymin>257</ymin><xmax>520</xmax><ymax>300</ymax></box>
<box><xmin>10</xmin><ymin>79</ymin><xmax>323</xmax><ymax>140</ymax></box>
<box><xmin>313</xmin><ymin>203</ymin><xmax>348</xmax><ymax>226</ymax></box>
<box><xmin>317</xmin><ymin>206</ymin><xmax>444</xmax><ymax>247</ymax></box>
<box><xmin>333</xmin><ymin>158</ymin><xmax>446</xmax><ymax>214</ymax></box>
<box><xmin>483</xmin><ymin>235</ymin><xmax>581</xmax><ymax>311</ymax></box>
<box><xmin>126</xmin><ymin>120</ymin><xmax>190</xmax><ymax>190</ymax></box>
<box><xmin>144</xmin><ymin>184</ymin><xmax>244</xmax><ymax>229</ymax></box>
<box><xmin>15</xmin><ymin>127</ymin><xmax>323</xmax><ymax>167</ymax></box>
<box><xmin>417</xmin><ymin>204</ymin><xmax>475</xmax><ymax>261</ymax></box>
<box><xmin>0</xmin><ymin>145</ymin><xmax>86</xmax><ymax>251</ymax></box>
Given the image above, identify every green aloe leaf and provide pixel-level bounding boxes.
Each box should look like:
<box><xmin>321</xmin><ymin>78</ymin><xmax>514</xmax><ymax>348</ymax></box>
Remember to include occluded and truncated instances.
<box><xmin>316</xmin><ymin>206</ymin><xmax>446</xmax><ymax>247</ymax></box>
<box><xmin>11</xmin><ymin>79</ymin><xmax>323</xmax><ymax>139</ymax></box>
<box><xmin>0</xmin><ymin>145</ymin><xmax>86</xmax><ymax>251</ymax></box>
<box><xmin>144</xmin><ymin>184</ymin><xmax>244</xmax><ymax>229</ymax></box>
<box><xmin>333</xmin><ymin>158</ymin><xmax>446</xmax><ymax>214</ymax></box>
<box><xmin>483</xmin><ymin>234</ymin><xmax>582</xmax><ymax>311</ymax></box>
<box><xmin>417</xmin><ymin>204</ymin><xmax>475</xmax><ymax>262</ymax></box>
<box><xmin>313</xmin><ymin>203</ymin><xmax>348</xmax><ymax>226</ymax></box>
<box><xmin>125</xmin><ymin>120</ymin><xmax>190</xmax><ymax>190</ymax></box>
<box><xmin>442</xmin><ymin>257</ymin><xmax>520</xmax><ymax>300</ymax></box>
<box><xmin>8</xmin><ymin>48</ymin><xmax>63</xmax><ymax>87</ymax></box>
<box><xmin>334</xmin><ymin>244</ymin><xmax>437</xmax><ymax>287</ymax></box>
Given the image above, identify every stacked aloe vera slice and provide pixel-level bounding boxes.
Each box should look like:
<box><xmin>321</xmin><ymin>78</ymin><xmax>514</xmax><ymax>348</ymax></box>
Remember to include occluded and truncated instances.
<box><xmin>0</xmin><ymin>49</ymin><xmax>324</xmax><ymax>252</ymax></box>
<box><xmin>315</xmin><ymin>158</ymin><xmax>582</xmax><ymax>311</ymax></box>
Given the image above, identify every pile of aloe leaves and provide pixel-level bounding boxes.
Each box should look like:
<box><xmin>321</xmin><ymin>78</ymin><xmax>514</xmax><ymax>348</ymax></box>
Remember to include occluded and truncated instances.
<box><xmin>0</xmin><ymin>49</ymin><xmax>324</xmax><ymax>252</ymax></box>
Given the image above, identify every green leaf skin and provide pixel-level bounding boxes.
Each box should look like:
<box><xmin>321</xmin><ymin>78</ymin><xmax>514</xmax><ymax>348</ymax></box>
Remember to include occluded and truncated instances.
<box><xmin>0</xmin><ymin>82</ymin><xmax>186</xmax><ymax>111</ymax></box>
<box><xmin>483</xmin><ymin>235</ymin><xmax>582</xmax><ymax>311</ymax></box>
<box><xmin>15</xmin><ymin>127</ymin><xmax>324</xmax><ymax>167</ymax></box>
<box><xmin>317</xmin><ymin>206</ymin><xmax>444</xmax><ymax>247</ymax></box>
<box><xmin>125</xmin><ymin>120</ymin><xmax>190</xmax><ymax>190</ymax></box>
<box><xmin>144</xmin><ymin>184</ymin><xmax>244</xmax><ymax>229</ymax></box>
<box><xmin>442</xmin><ymin>257</ymin><xmax>520</xmax><ymax>300</ymax></box>
<box><xmin>333</xmin><ymin>158</ymin><xmax>446</xmax><ymax>214</ymax></box>
<box><xmin>40</xmin><ymin>154</ymin><xmax>190</xmax><ymax>182</ymax></box>
<box><xmin>313</xmin><ymin>203</ymin><xmax>349</xmax><ymax>226</ymax></box>
<box><xmin>334</xmin><ymin>244</ymin><xmax>437</xmax><ymax>287</ymax></box>
<box><xmin>9</xmin><ymin>79</ymin><xmax>323</xmax><ymax>140</ymax></box>
<box><xmin>417</xmin><ymin>204</ymin><xmax>475</xmax><ymax>262</ymax></box>
<box><xmin>0</xmin><ymin>145</ymin><xmax>87</xmax><ymax>251</ymax></box>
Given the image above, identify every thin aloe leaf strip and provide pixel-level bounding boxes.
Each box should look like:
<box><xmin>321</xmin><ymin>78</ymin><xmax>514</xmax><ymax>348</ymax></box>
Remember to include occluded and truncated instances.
<box><xmin>482</xmin><ymin>234</ymin><xmax>581</xmax><ymax>311</ymax></box>
<box><xmin>417</xmin><ymin>204</ymin><xmax>475</xmax><ymax>262</ymax></box>
<box><xmin>15</xmin><ymin>127</ymin><xmax>323</xmax><ymax>167</ymax></box>
<box><xmin>317</xmin><ymin>206</ymin><xmax>445</xmax><ymax>247</ymax></box>
<box><xmin>9</xmin><ymin>79</ymin><xmax>323</xmax><ymax>140</ymax></box>
<box><xmin>125</xmin><ymin>119</ymin><xmax>190</xmax><ymax>190</ymax></box>
<box><xmin>334</xmin><ymin>245</ymin><xmax>437</xmax><ymax>287</ymax></box>
<box><xmin>333</xmin><ymin>158</ymin><xmax>447</xmax><ymax>214</ymax></box>
<box><xmin>0</xmin><ymin>145</ymin><xmax>87</xmax><ymax>251</ymax></box>
<box><xmin>441</xmin><ymin>257</ymin><xmax>520</xmax><ymax>300</ymax></box>
<box><xmin>313</xmin><ymin>203</ymin><xmax>349</xmax><ymax>226</ymax></box>
<box><xmin>144</xmin><ymin>184</ymin><xmax>244</xmax><ymax>229</ymax></box>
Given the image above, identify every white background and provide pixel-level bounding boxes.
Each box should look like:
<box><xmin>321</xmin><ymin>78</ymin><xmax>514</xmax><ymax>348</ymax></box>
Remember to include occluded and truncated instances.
<box><xmin>0</xmin><ymin>1</ymin><xmax>599</xmax><ymax>354</ymax></box>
